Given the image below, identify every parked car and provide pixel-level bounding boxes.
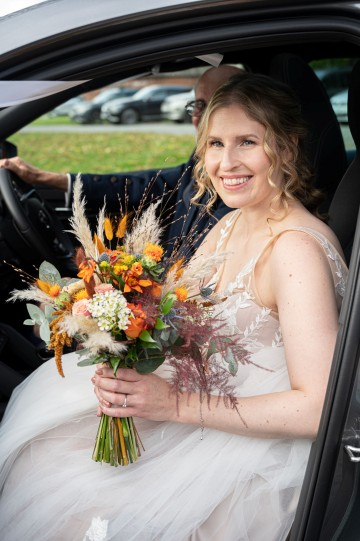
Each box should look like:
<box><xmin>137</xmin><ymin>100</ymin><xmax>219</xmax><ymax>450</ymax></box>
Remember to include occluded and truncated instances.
<box><xmin>69</xmin><ymin>87</ymin><xmax>137</xmax><ymax>123</ymax></box>
<box><xmin>161</xmin><ymin>89</ymin><xmax>194</xmax><ymax>123</ymax></box>
<box><xmin>47</xmin><ymin>96</ymin><xmax>85</xmax><ymax>118</ymax></box>
<box><xmin>100</xmin><ymin>84</ymin><xmax>192</xmax><ymax>124</ymax></box>
<box><xmin>331</xmin><ymin>89</ymin><xmax>349</xmax><ymax>124</ymax></box>
<box><xmin>0</xmin><ymin>2</ymin><xmax>360</xmax><ymax>539</ymax></box>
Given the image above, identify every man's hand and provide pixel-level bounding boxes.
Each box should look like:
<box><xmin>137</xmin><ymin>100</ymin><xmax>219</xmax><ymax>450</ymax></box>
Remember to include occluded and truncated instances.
<box><xmin>0</xmin><ymin>156</ymin><xmax>68</xmax><ymax>191</ymax></box>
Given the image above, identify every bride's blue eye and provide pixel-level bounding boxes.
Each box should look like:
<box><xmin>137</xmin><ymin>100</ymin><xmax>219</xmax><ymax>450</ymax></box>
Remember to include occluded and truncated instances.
<box><xmin>241</xmin><ymin>139</ymin><xmax>254</xmax><ymax>146</ymax></box>
<box><xmin>208</xmin><ymin>139</ymin><xmax>223</xmax><ymax>147</ymax></box>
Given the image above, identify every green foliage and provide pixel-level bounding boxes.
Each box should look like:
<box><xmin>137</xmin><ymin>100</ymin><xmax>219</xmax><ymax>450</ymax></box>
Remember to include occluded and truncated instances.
<box><xmin>24</xmin><ymin>303</ymin><xmax>51</xmax><ymax>344</ymax></box>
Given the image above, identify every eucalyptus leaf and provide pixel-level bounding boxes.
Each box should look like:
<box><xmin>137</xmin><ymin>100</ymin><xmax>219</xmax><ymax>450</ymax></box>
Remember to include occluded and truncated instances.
<box><xmin>59</xmin><ymin>277</ymin><xmax>79</xmax><ymax>288</ymax></box>
<box><xmin>38</xmin><ymin>261</ymin><xmax>61</xmax><ymax>284</ymax></box>
<box><xmin>77</xmin><ymin>357</ymin><xmax>103</xmax><ymax>367</ymax></box>
<box><xmin>26</xmin><ymin>303</ymin><xmax>46</xmax><ymax>325</ymax></box>
<box><xmin>159</xmin><ymin>329</ymin><xmax>170</xmax><ymax>341</ymax></box>
<box><xmin>39</xmin><ymin>321</ymin><xmax>51</xmax><ymax>344</ymax></box>
<box><xmin>23</xmin><ymin>319</ymin><xmax>35</xmax><ymax>326</ymax></box>
<box><xmin>76</xmin><ymin>347</ymin><xmax>91</xmax><ymax>358</ymax></box>
<box><xmin>224</xmin><ymin>349</ymin><xmax>238</xmax><ymax>376</ymax></box>
<box><xmin>206</xmin><ymin>338</ymin><xmax>218</xmax><ymax>359</ymax></box>
<box><xmin>168</xmin><ymin>329</ymin><xmax>180</xmax><ymax>345</ymax></box>
<box><xmin>44</xmin><ymin>304</ymin><xmax>56</xmax><ymax>321</ymax></box>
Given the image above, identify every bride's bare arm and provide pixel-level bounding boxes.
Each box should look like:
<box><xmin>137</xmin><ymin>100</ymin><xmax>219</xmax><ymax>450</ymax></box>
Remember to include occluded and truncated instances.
<box><xmin>93</xmin><ymin>231</ymin><xmax>340</xmax><ymax>440</ymax></box>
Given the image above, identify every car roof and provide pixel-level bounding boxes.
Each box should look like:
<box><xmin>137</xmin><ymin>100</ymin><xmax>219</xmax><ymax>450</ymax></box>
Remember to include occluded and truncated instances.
<box><xmin>0</xmin><ymin>0</ymin><xmax>359</xmax><ymax>139</ymax></box>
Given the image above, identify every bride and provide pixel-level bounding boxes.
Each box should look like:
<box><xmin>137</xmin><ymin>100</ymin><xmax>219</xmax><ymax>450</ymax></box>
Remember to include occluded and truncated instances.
<box><xmin>0</xmin><ymin>72</ymin><xmax>348</xmax><ymax>541</ymax></box>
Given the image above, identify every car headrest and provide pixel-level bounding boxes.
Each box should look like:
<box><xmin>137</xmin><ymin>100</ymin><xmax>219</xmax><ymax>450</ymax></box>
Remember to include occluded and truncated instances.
<box><xmin>327</xmin><ymin>61</ymin><xmax>360</xmax><ymax>263</ymax></box>
<box><xmin>269</xmin><ymin>53</ymin><xmax>348</xmax><ymax>210</ymax></box>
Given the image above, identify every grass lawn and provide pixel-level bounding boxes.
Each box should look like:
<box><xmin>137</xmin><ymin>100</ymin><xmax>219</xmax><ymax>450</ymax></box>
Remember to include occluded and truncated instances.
<box><xmin>9</xmin><ymin>117</ymin><xmax>195</xmax><ymax>173</ymax></box>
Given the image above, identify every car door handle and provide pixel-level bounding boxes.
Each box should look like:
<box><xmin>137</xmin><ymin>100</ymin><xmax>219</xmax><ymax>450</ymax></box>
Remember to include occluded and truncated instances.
<box><xmin>344</xmin><ymin>444</ymin><xmax>360</xmax><ymax>462</ymax></box>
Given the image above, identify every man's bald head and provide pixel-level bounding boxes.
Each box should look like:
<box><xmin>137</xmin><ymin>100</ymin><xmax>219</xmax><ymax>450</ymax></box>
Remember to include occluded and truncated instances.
<box><xmin>192</xmin><ymin>65</ymin><xmax>244</xmax><ymax>128</ymax></box>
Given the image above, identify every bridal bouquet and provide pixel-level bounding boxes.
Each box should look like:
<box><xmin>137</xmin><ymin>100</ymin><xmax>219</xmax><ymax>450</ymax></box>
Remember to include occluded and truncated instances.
<box><xmin>9</xmin><ymin>177</ymin><xmax>247</xmax><ymax>467</ymax></box>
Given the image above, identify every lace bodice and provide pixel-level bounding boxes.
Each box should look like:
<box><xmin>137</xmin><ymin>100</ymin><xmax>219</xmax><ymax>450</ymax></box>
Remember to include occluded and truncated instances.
<box><xmin>207</xmin><ymin>210</ymin><xmax>348</xmax><ymax>383</ymax></box>
<box><xmin>213</xmin><ymin>209</ymin><xmax>347</xmax><ymax>301</ymax></box>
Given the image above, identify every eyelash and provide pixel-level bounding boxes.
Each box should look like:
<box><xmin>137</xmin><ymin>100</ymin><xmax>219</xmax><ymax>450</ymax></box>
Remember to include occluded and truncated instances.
<box><xmin>207</xmin><ymin>139</ymin><xmax>255</xmax><ymax>148</ymax></box>
<box><xmin>208</xmin><ymin>139</ymin><xmax>222</xmax><ymax>147</ymax></box>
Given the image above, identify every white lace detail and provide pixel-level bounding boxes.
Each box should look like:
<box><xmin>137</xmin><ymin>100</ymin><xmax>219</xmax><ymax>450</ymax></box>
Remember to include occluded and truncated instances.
<box><xmin>212</xmin><ymin>211</ymin><xmax>240</xmax><ymax>287</ymax></box>
<box><xmin>209</xmin><ymin>223</ymin><xmax>348</xmax><ymax>369</ymax></box>
<box><xmin>242</xmin><ymin>306</ymin><xmax>272</xmax><ymax>350</ymax></box>
<box><xmin>272</xmin><ymin>329</ymin><xmax>283</xmax><ymax>348</ymax></box>
<box><xmin>83</xmin><ymin>516</ymin><xmax>109</xmax><ymax>541</ymax></box>
<box><xmin>290</xmin><ymin>227</ymin><xmax>348</xmax><ymax>302</ymax></box>
<box><xmin>223</xmin><ymin>256</ymin><xmax>257</xmax><ymax>296</ymax></box>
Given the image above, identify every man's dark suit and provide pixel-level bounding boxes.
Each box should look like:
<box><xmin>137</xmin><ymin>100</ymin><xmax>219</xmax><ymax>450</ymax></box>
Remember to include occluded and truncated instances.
<box><xmin>70</xmin><ymin>155</ymin><xmax>232</xmax><ymax>256</ymax></box>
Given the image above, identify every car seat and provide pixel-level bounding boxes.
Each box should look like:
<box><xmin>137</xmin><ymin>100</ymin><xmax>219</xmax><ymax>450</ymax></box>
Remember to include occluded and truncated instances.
<box><xmin>0</xmin><ymin>322</ymin><xmax>44</xmax><ymax>419</ymax></box>
<box><xmin>269</xmin><ymin>53</ymin><xmax>348</xmax><ymax>212</ymax></box>
<box><xmin>327</xmin><ymin>60</ymin><xmax>360</xmax><ymax>264</ymax></box>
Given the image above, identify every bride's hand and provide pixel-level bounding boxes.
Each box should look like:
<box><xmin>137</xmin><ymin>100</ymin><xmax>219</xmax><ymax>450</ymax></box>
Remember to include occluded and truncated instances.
<box><xmin>92</xmin><ymin>366</ymin><xmax>176</xmax><ymax>421</ymax></box>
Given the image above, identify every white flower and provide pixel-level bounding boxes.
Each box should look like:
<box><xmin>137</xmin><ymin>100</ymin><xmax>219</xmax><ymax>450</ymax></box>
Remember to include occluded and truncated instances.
<box><xmin>87</xmin><ymin>289</ymin><xmax>131</xmax><ymax>333</ymax></box>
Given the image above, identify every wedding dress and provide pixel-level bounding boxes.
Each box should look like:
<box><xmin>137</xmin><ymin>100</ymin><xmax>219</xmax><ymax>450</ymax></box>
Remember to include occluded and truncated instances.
<box><xmin>0</xmin><ymin>211</ymin><xmax>348</xmax><ymax>541</ymax></box>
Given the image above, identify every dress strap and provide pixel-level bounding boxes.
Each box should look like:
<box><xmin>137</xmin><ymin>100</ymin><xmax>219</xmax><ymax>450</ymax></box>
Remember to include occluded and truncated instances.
<box><xmin>250</xmin><ymin>226</ymin><xmax>348</xmax><ymax>311</ymax></box>
<box><xmin>212</xmin><ymin>210</ymin><xmax>242</xmax><ymax>289</ymax></box>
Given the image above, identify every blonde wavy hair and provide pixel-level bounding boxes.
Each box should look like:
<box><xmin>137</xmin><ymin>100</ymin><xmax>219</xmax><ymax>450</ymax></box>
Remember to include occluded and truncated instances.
<box><xmin>193</xmin><ymin>72</ymin><xmax>323</xmax><ymax>217</ymax></box>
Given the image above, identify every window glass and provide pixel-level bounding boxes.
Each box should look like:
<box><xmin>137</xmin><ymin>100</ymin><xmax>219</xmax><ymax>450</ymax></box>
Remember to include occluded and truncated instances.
<box><xmin>310</xmin><ymin>59</ymin><xmax>356</xmax><ymax>152</ymax></box>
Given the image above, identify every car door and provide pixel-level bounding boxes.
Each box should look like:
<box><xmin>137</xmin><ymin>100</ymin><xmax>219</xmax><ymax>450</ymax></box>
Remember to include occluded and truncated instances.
<box><xmin>289</xmin><ymin>212</ymin><xmax>360</xmax><ymax>540</ymax></box>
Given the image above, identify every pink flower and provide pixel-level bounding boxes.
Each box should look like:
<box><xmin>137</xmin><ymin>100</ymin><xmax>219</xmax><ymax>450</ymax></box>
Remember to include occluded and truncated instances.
<box><xmin>94</xmin><ymin>283</ymin><xmax>114</xmax><ymax>294</ymax></box>
<box><xmin>72</xmin><ymin>298</ymin><xmax>91</xmax><ymax>317</ymax></box>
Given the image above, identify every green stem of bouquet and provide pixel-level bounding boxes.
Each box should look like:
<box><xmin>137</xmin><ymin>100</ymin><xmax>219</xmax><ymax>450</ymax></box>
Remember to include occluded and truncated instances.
<box><xmin>92</xmin><ymin>413</ymin><xmax>144</xmax><ymax>467</ymax></box>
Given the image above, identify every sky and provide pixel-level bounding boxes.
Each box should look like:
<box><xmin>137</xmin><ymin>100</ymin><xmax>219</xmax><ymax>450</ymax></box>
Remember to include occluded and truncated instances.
<box><xmin>0</xmin><ymin>0</ymin><xmax>48</xmax><ymax>17</ymax></box>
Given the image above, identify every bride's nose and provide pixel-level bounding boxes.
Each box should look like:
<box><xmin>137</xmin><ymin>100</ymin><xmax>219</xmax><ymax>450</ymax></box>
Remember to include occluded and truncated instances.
<box><xmin>220</xmin><ymin>147</ymin><xmax>239</xmax><ymax>171</ymax></box>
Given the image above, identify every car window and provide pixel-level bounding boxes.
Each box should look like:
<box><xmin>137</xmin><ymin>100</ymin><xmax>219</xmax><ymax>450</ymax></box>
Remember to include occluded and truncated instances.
<box><xmin>149</xmin><ymin>89</ymin><xmax>168</xmax><ymax>100</ymax></box>
<box><xmin>311</xmin><ymin>59</ymin><xmax>356</xmax><ymax>154</ymax></box>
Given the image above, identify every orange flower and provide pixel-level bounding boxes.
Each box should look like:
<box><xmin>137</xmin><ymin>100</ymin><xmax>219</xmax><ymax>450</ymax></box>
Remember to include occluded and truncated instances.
<box><xmin>123</xmin><ymin>272</ymin><xmax>152</xmax><ymax>293</ymax></box>
<box><xmin>77</xmin><ymin>259</ymin><xmax>96</xmax><ymax>283</ymax></box>
<box><xmin>175</xmin><ymin>287</ymin><xmax>188</xmax><ymax>301</ymax></box>
<box><xmin>48</xmin><ymin>284</ymin><xmax>61</xmax><ymax>298</ymax></box>
<box><xmin>143</xmin><ymin>243</ymin><xmax>164</xmax><ymax>262</ymax></box>
<box><xmin>36</xmin><ymin>279</ymin><xmax>61</xmax><ymax>298</ymax></box>
<box><xmin>131</xmin><ymin>262</ymin><xmax>143</xmax><ymax>276</ymax></box>
<box><xmin>125</xmin><ymin>303</ymin><xmax>149</xmax><ymax>339</ymax></box>
<box><xmin>150</xmin><ymin>282</ymin><xmax>162</xmax><ymax>298</ymax></box>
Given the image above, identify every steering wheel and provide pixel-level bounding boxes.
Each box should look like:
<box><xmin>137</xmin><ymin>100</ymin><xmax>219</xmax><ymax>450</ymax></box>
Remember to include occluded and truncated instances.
<box><xmin>0</xmin><ymin>168</ymin><xmax>75</xmax><ymax>273</ymax></box>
